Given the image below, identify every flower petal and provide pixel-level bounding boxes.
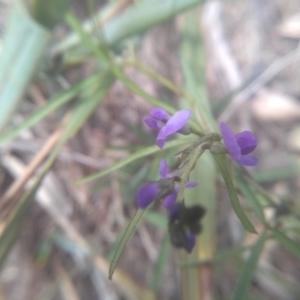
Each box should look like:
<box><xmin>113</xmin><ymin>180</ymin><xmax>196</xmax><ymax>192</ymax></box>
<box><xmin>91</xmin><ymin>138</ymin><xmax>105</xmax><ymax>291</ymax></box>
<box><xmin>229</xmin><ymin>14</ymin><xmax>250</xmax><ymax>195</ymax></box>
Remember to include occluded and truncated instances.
<box><xmin>235</xmin><ymin>131</ymin><xmax>258</xmax><ymax>155</ymax></box>
<box><xmin>159</xmin><ymin>159</ymin><xmax>169</xmax><ymax>178</ymax></box>
<box><xmin>185</xmin><ymin>233</ymin><xmax>196</xmax><ymax>253</ymax></box>
<box><xmin>162</xmin><ymin>191</ymin><xmax>177</xmax><ymax>208</ymax></box>
<box><xmin>136</xmin><ymin>182</ymin><xmax>159</xmax><ymax>209</ymax></box>
<box><xmin>156</xmin><ymin>126</ymin><xmax>167</xmax><ymax>149</ymax></box>
<box><xmin>143</xmin><ymin>117</ymin><xmax>160</xmax><ymax>131</ymax></box>
<box><xmin>185</xmin><ymin>181</ymin><xmax>198</xmax><ymax>188</ymax></box>
<box><xmin>235</xmin><ymin>155</ymin><xmax>258</xmax><ymax>166</ymax></box>
<box><xmin>164</xmin><ymin>109</ymin><xmax>191</xmax><ymax>136</ymax></box>
<box><xmin>220</xmin><ymin>122</ymin><xmax>241</xmax><ymax>159</ymax></box>
<box><xmin>149</xmin><ymin>107</ymin><xmax>169</xmax><ymax>121</ymax></box>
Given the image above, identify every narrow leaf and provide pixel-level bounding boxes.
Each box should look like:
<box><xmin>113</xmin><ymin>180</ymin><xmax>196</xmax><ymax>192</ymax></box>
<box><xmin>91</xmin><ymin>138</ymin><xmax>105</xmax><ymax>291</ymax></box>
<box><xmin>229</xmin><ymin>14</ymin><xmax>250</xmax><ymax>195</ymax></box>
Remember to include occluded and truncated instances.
<box><xmin>0</xmin><ymin>4</ymin><xmax>50</xmax><ymax>133</ymax></box>
<box><xmin>232</xmin><ymin>232</ymin><xmax>267</xmax><ymax>300</ymax></box>
<box><xmin>273</xmin><ymin>229</ymin><xmax>300</xmax><ymax>260</ymax></box>
<box><xmin>213</xmin><ymin>154</ymin><xmax>257</xmax><ymax>233</ymax></box>
<box><xmin>109</xmin><ymin>208</ymin><xmax>147</xmax><ymax>280</ymax></box>
<box><xmin>53</xmin><ymin>0</ymin><xmax>204</xmax><ymax>54</ymax></box>
<box><xmin>31</xmin><ymin>0</ymin><xmax>70</xmax><ymax>29</ymax></box>
<box><xmin>151</xmin><ymin>235</ymin><xmax>171</xmax><ymax>291</ymax></box>
<box><xmin>237</xmin><ymin>176</ymin><xmax>265</xmax><ymax>222</ymax></box>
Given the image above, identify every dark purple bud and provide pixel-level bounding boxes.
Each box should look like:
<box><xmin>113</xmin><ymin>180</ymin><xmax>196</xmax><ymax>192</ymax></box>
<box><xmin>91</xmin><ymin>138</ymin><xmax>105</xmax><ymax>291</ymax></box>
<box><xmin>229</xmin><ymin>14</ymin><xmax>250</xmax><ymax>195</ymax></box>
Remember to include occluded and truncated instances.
<box><xmin>136</xmin><ymin>182</ymin><xmax>159</xmax><ymax>209</ymax></box>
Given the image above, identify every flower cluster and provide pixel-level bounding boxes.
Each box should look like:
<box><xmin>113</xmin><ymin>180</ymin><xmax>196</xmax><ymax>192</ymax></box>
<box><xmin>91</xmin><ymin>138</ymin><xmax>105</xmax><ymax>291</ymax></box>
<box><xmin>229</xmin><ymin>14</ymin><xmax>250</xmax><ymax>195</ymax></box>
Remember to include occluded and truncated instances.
<box><xmin>136</xmin><ymin>107</ymin><xmax>258</xmax><ymax>253</ymax></box>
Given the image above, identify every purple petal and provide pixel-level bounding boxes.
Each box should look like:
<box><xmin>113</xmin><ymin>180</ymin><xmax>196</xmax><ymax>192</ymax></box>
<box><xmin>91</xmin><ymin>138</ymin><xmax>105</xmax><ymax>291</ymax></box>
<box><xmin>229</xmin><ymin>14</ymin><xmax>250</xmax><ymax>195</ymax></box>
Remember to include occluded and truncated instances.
<box><xmin>235</xmin><ymin>131</ymin><xmax>258</xmax><ymax>155</ymax></box>
<box><xmin>156</xmin><ymin>126</ymin><xmax>167</xmax><ymax>149</ymax></box>
<box><xmin>136</xmin><ymin>182</ymin><xmax>159</xmax><ymax>209</ymax></box>
<box><xmin>162</xmin><ymin>191</ymin><xmax>177</xmax><ymax>208</ymax></box>
<box><xmin>220</xmin><ymin>122</ymin><xmax>241</xmax><ymax>159</ymax></box>
<box><xmin>164</xmin><ymin>109</ymin><xmax>191</xmax><ymax>136</ymax></box>
<box><xmin>185</xmin><ymin>233</ymin><xmax>196</xmax><ymax>253</ymax></box>
<box><xmin>144</xmin><ymin>117</ymin><xmax>160</xmax><ymax>131</ymax></box>
<box><xmin>159</xmin><ymin>159</ymin><xmax>169</xmax><ymax>178</ymax></box>
<box><xmin>235</xmin><ymin>155</ymin><xmax>258</xmax><ymax>166</ymax></box>
<box><xmin>185</xmin><ymin>181</ymin><xmax>198</xmax><ymax>188</ymax></box>
<box><xmin>149</xmin><ymin>107</ymin><xmax>169</xmax><ymax>121</ymax></box>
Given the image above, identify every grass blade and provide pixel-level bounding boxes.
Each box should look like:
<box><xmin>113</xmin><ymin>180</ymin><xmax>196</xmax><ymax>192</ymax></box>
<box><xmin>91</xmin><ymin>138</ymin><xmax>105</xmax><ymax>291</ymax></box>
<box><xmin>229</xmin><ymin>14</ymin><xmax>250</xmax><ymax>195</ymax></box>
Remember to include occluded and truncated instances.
<box><xmin>151</xmin><ymin>235</ymin><xmax>171</xmax><ymax>291</ymax></box>
<box><xmin>109</xmin><ymin>208</ymin><xmax>147</xmax><ymax>280</ymax></box>
<box><xmin>232</xmin><ymin>232</ymin><xmax>267</xmax><ymax>300</ymax></box>
<box><xmin>213</xmin><ymin>154</ymin><xmax>257</xmax><ymax>233</ymax></box>
<box><xmin>237</xmin><ymin>176</ymin><xmax>265</xmax><ymax>222</ymax></box>
<box><xmin>273</xmin><ymin>229</ymin><xmax>300</xmax><ymax>260</ymax></box>
<box><xmin>0</xmin><ymin>3</ymin><xmax>50</xmax><ymax>133</ymax></box>
<box><xmin>54</xmin><ymin>0</ymin><xmax>203</xmax><ymax>54</ymax></box>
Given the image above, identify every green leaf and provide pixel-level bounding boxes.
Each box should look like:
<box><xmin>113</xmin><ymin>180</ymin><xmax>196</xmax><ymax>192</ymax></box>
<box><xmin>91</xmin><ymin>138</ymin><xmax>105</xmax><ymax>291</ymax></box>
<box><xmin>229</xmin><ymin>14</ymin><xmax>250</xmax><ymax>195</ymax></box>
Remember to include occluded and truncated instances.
<box><xmin>150</xmin><ymin>235</ymin><xmax>171</xmax><ymax>291</ymax></box>
<box><xmin>213</xmin><ymin>154</ymin><xmax>257</xmax><ymax>233</ymax></box>
<box><xmin>232</xmin><ymin>232</ymin><xmax>267</xmax><ymax>300</ymax></box>
<box><xmin>0</xmin><ymin>4</ymin><xmax>50</xmax><ymax>134</ymax></box>
<box><xmin>31</xmin><ymin>0</ymin><xmax>70</xmax><ymax>30</ymax></box>
<box><xmin>236</xmin><ymin>176</ymin><xmax>265</xmax><ymax>222</ymax></box>
<box><xmin>108</xmin><ymin>208</ymin><xmax>148</xmax><ymax>280</ymax></box>
<box><xmin>77</xmin><ymin>137</ymin><xmax>195</xmax><ymax>184</ymax></box>
<box><xmin>53</xmin><ymin>0</ymin><xmax>204</xmax><ymax>54</ymax></box>
<box><xmin>273</xmin><ymin>229</ymin><xmax>300</xmax><ymax>260</ymax></box>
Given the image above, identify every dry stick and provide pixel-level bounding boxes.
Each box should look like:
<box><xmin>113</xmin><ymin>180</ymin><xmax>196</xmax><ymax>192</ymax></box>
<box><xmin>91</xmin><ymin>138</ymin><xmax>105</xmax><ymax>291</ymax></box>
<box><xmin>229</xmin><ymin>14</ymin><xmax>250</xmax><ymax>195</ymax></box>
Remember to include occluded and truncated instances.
<box><xmin>0</xmin><ymin>114</ymin><xmax>69</xmax><ymax>208</ymax></box>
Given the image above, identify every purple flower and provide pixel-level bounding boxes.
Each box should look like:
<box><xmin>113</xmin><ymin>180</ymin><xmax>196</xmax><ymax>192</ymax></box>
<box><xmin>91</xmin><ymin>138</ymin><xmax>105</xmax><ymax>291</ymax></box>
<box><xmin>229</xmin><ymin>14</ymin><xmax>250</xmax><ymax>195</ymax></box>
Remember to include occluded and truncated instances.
<box><xmin>136</xmin><ymin>159</ymin><xmax>197</xmax><ymax>209</ymax></box>
<box><xmin>144</xmin><ymin>107</ymin><xmax>191</xmax><ymax>149</ymax></box>
<box><xmin>220</xmin><ymin>122</ymin><xmax>258</xmax><ymax>166</ymax></box>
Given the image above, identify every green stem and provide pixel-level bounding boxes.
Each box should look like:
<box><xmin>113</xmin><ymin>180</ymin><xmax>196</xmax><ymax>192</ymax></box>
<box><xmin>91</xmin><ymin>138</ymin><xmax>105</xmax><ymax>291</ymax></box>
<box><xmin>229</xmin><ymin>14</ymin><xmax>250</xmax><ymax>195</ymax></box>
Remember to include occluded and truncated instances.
<box><xmin>176</xmin><ymin>133</ymin><xmax>222</xmax><ymax>203</ymax></box>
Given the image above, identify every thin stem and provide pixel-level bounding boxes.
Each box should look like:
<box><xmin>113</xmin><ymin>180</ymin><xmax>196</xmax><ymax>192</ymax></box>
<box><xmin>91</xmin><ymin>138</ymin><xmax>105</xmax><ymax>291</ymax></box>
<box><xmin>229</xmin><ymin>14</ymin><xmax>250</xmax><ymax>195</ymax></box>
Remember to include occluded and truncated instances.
<box><xmin>175</xmin><ymin>133</ymin><xmax>222</xmax><ymax>203</ymax></box>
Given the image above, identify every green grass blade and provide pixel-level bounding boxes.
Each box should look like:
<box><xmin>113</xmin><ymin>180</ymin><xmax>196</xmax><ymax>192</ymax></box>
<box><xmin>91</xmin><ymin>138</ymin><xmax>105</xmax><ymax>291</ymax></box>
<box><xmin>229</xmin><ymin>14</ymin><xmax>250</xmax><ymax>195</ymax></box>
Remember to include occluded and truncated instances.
<box><xmin>54</xmin><ymin>0</ymin><xmax>203</xmax><ymax>54</ymax></box>
<box><xmin>150</xmin><ymin>235</ymin><xmax>171</xmax><ymax>291</ymax></box>
<box><xmin>0</xmin><ymin>4</ymin><xmax>50</xmax><ymax>133</ymax></box>
<box><xmin>213</xmin><ymin>154</ymin><xmax>257</xmax><ymax>233</ymax></box>
<box><xmin>31</xmin><ymin>0</ymin><xmax>70</xmax><ymax>30</ymax></box>
<box><xmin>232</xmin><ymin>232</ymin><xmax>267</xmax><ymax>300</ymax></box>
<box><xmin>237</xmin><ymin>176</ymin><xmax>265</xmax><ymax>222</ymax></box>
<box><xmin>77</xmin><ymin>137</ymin><xmax>196</xmax><ymax>184</ymax></box>
<box><xmin>273</xmin><ymin>229</ymin><xmax>300</xmax><ymax>260</ymax></box>
<box><xmin>108</xmin><ymin>208</ymin><xmax>148</xmax><ymax>280</ymax></box>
